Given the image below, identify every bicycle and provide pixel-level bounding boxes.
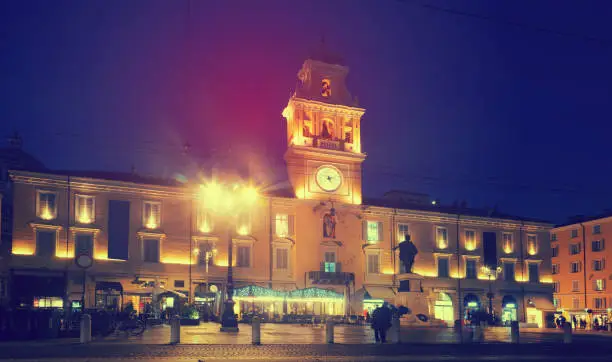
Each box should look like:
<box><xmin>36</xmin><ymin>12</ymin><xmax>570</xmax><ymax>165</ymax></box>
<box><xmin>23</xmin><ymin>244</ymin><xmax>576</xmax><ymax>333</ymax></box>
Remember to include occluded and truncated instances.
<box><xmin>112</xmin><ymin>316</ymin><xmax>146</xmax><ymax>336</ymax></box>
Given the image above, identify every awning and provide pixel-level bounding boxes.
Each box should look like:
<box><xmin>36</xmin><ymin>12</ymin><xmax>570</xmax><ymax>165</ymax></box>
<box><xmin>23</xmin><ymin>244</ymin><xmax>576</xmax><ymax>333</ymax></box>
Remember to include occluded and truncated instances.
<box><xmin>526</xmin><ymin>295</ymin><xmax>555</xmax><ymax>311</ymax></box>
<box><xmin>95</xmin><ymin>281</ymin><xmax>123</xmax><ymax>292</ymax></box>
<box><xmin>364</xmin><ymin>286</ymin><xmax>396</xmax><ymax>301</ymax></box>
<box><xmin>157</xmin><ymin>289</ymin><xmax>188</xmax><ymax>299</ymax></box>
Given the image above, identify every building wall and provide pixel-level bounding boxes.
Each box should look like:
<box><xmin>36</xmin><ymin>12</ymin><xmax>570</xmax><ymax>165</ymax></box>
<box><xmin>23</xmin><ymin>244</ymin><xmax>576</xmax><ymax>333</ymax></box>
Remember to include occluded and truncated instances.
<box><xmin>552</xmin><ymin>218</ymin><xmax>612</xmax><ymax>315</ymax></box>
<box><xmin>9</xmin><ymin>170</ymin><xmax>553</xmax><ymax>323</ymax></box>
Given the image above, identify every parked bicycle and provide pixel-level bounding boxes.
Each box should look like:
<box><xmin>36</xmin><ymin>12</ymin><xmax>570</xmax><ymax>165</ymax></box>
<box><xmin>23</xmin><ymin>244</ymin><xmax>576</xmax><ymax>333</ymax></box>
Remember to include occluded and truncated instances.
<box><xmin>112</xmin><ymin>315</ymin><xmax>146</xmax><ymax>336</ymax></box>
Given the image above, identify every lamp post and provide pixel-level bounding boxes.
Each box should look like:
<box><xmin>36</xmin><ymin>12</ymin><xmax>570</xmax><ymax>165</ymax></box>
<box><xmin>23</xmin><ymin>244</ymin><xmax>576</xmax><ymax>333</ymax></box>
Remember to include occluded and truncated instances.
<box><xmin>198</xmin><ymin>181</ymin><xmax>258</xmax><ymax>333</ymax></box>
<box><xmin>481</xmin><ymin>265</ymin><xmax>502</xmax><ymax>317</ymax></box>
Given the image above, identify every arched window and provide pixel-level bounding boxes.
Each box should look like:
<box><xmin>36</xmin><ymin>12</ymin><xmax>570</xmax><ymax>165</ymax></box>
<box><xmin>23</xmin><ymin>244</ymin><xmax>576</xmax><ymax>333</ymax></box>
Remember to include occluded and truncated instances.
<box><xmin>321</xmin><ymin>119</ymin><xmax>335</xmax><ymax>139</ymax></box>
<box><xmin>321</xmin><ymin>79</ymin><xmax>331</xmax><ymax>97</ymax></box>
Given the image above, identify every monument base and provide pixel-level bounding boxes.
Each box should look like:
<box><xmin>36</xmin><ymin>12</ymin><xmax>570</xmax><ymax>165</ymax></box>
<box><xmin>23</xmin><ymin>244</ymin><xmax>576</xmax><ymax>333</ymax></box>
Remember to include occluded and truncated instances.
<box><xmin>394</xmin><ymin>273</ymin><xmax>430</xmax><ymax>322</ymax></box>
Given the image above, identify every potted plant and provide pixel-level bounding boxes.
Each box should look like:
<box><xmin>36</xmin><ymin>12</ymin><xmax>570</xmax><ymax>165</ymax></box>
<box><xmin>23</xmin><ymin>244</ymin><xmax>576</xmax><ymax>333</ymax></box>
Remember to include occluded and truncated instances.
<box><xmin>180</xmin><ymin>305</ymin><xmax>200</xmax><ymax>326</ymax></box>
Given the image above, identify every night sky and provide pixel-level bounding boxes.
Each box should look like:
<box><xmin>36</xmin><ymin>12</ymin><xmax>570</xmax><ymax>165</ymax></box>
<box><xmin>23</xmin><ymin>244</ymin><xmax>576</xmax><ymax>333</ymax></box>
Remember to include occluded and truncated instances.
<box><xmin>2</xmin><ymin>0</ymin><xmax>612</xmax><ymax>224</ymax></box>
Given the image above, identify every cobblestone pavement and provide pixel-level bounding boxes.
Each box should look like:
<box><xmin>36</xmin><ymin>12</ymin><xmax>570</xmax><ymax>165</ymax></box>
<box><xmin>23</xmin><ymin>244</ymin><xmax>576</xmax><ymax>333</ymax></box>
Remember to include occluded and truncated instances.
<box><xmin>2</xmin><ymin>324</ymin><xmax>612</xmax><ymax>360</ymax></box>
<box><xmin>90</xmin><ymin>323</ymin><xmax>612</xmax><ymax>345</ymax></box>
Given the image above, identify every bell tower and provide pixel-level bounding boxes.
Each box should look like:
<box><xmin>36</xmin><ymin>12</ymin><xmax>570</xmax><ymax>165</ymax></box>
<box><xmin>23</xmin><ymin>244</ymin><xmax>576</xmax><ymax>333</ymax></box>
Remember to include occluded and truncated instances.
<box><xmin>283</xmin><ymin>46</ymin><xmax>366</xmax><ymax>204</ymax></box>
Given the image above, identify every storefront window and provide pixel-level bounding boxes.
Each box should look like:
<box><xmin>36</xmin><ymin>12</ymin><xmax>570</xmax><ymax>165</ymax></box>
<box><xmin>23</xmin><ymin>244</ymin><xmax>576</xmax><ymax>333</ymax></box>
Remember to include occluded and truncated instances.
<box><xmin>33</xmin><ymin>297</ymin><xmax>63</xmax><ymax>308</ymax></box>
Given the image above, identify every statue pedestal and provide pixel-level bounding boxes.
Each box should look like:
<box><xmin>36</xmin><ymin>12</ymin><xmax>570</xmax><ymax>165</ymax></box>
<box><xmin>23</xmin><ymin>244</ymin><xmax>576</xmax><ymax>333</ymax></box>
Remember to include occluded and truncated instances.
<box><xmin>394</xmin><ymin>273</ymin><xmax>430</xmax><ymax>324</ymax></box>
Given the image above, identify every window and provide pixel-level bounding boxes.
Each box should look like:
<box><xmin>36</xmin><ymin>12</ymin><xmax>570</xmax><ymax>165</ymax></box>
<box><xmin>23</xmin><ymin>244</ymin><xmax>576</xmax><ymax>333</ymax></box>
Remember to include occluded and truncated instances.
<box><xmin>196</xmin><ymin>242</ymin><xmax>215</xmax><ymax>266</ymax></box>
<box><xmin>436</xmin><ymin>227</ymin><xmax>448</xmax><ymax>249</ymax></box>
<box><xmin>237</xmin><ymin>245</ymin><xmax>251</xmax><ymax>267</ymax></box>
<box><xmin>570</xmin><ymin>261</ymin><xmax>581</xmax><ymax>273</ymax></box>
<box><xmin>236</xmin><ymin>212</ymin><xmax>251</xmax><ymax>236</ymax></box>
<box><xmin>437</xmin><ymin>257</ymin><xmax>449</xmax><ymax>278</ymax></box>
<box><xmin>275</xmin><ymin>214</ymin><xmax>294</xmax><ymax>237</ymax></box>
<box><xmin>592</xmin><ymin>240</ymin><xmax>605</xmax><ymax>252</ymax></box>
<box><xmin>552</xmin><ymin>264</ymin><xmax>560</xmax><ymax>275</ymax></box>
<box><xmin>321</xmin><ymin>79</ymin><xmax>331</xmax><ymax>97</ymax></box>
<box><xmin>397</xmin><ymin>224</ymin><xmax>409</xmax><ymax>242</ymax></box>
<box><xmin>36</xmin><ymin>230</ymin><xmax>56</xmax><ymax>257</ymax></box>
<box><xmin>503</xmin><ymin>262</ymin><xmax>515</xmax><ymax>281</ymax></box>
<box><xmin>552</xmin><ymin>246</ymin><xmax>559</xmax><ymax>257</ymax></box>
<box><xmin>75</xmin><ymin>234</ymin><xmax>93</xmax><ymax>258</ymax></box>
<box><xmin>464</xmin><ymin>230</ymin><xmax>476</xmax><ymax>251</ymax></box>
<box><xmin>571</xmin><ymin>229</ymin><xmax>578</xmax><ymax>238</ymax></box>
<box><xmin>37</xmin><ymin>191</ymin><xmax>57</xmax><ymax>220</ymax></box>
<box><xmin>570</xmin><ymin>243</ymin><xmax>581</xmax><ymax>255</ymax></box>
<box><xmin>594</xmin><ymin>298</ymin><xmax>607</xmax><ymax>309</ymax></box>
<box><xmin>594</xmin><ymin>279</ymin><xmax>606</xmax><ymax>291</ymax></box>
<box><xmin>276</xmin><ymin>248</ymin><xmax>289</xmax><ymax>270</ymax></box>
<box><xmin>572</xmin><ymin>280</ymin><xmax>580</xmax><ymax>292</ymax></box>
<box><xmin>324</xmin><ymin>251</ymin><xmax>336</xmax><ymax>272</ymax></box>
<box><xmin>527</xmin><ymin>235</ymin><xmax>538</xmax><ymax>255</ymax></box>
<box><xmin>551</xmin><ymin>233</ymin><xmax>557</xmax><ymax>242</ymax></box>
<box><xmin>366</xmin><ymin>221</ymin><xmax>382</xmax><ymax>243</ymax></box>
<box><xmin>593</xmin><ymin>224</ymin><xmax>601</xmax><ymax>235</ymax></box>
<box><xmin>174</xmin><ymin>280</ymin><xmax>185</xmax><ymax>288</ymax></box>
<box><xmin>553</xmin><ymin>281</ymin><xmax>560</xmax><ymax>293</ymax></box>
<box><xmin>465</xmin><ymin>259</ymin><xmax>477</xmax><ymax>279</ymax></box>
<box><xmin>33</xmin><ymin>297</ymin><xmax>63</xmax><ymax>308</ymax></box>
<box><xmin>593</xmin><ymin>259</ymin><xmax>604</xmax><ymax>271</ymax></box>
<box><xmin>553</xmin><ymin>298</ymin><xmax>560</xmax><ymax>308</ymax></box>
<box><xmin>197</xmin><ymin>208</ymin><xmax>213</xmax><ymax>233</ymax></box>
<box><xmin>75</xmin><ymin>195</ymin><xmax>95</xmax><ymax>224</ymax></box>
<box><xmin>143</xmin><ymin>201</ymin><xmax>161</xmax><ymax>229</ymax></box>
<box><xmin>502</xmin><ymin>233</ymin><xmax>513</xmax><ymax>253</ymax></box>
<box><xmin>367</xmin><ymin>252</ymin><xmax>380</xmax><ymax>274</ymax></box>
<box><xmin>143</xmin><ymin>239</ymin><xmax>160</xmax><ymax>263</ymax></box>
<box><xmin>528</xmin><ymin>263</ymin><xmax>539</xmax><ymax>283</ymax></box>
<box><xmin>108</xmin><ymin>200</ymin><xmax>130</xmax><ymax>260</ymax></box>
<box><xmin>572</xmin><ymin>297</ymin><xmax>580</xmax><ymax>309</ymax></box>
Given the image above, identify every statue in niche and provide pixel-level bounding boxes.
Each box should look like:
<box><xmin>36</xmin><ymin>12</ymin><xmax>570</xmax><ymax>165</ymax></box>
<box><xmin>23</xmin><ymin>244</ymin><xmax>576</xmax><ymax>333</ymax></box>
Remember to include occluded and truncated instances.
<box><xmin>321</xmin><ymin>120</ymin><xmax>334</xmax><ymax>139</ymax></box>
<box><xmin>323</xmin><ymin>208</ymin><xmax>337</xmax><ymax>239</ymax></box>
<box><xmin>393</xmin><ymin>233</ymin><xmax>419</xmax><ymax>274</ymax></box>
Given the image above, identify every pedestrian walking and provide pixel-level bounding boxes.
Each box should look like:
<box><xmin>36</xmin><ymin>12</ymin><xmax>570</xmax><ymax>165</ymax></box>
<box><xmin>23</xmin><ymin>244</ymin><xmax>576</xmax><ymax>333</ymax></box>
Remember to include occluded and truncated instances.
<box><xmin>371</xmin><ymin>302</ymin><xmax>392</xmax><ymax>343</ymax></box>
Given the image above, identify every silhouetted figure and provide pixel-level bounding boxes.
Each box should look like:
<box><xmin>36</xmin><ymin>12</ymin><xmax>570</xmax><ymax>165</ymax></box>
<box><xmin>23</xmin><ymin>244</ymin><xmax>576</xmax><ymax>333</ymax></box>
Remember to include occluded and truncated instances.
<box><xmin>371</xmin><ymin>302</ymin><xmax>392</xmax><ymax>343</ymax></box>
<box><xmin>394</xmin><ymin>234</ymin><xmax>419</xmax><ymax>273</ymax></box>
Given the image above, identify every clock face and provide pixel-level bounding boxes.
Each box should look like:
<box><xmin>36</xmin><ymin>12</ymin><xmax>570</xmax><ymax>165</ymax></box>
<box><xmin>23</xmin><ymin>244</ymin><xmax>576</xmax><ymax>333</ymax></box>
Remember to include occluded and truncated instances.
<box><xmin>76</xmin><ymin>254</ymin><xmax>93</xmax><ymax>269</ymax></box>
<box><xmin>316</xmin><ymin>166</ymin><xmax>342</xmax><ymax>192</ymax></box>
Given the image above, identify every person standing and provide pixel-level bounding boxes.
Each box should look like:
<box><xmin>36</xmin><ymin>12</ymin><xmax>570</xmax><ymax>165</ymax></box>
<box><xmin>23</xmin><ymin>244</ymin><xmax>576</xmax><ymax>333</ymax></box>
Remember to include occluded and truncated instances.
<box><xmin>371</xmin><ymin>302</ymin><xmax>392</xmax><ymax>343</ymax></box>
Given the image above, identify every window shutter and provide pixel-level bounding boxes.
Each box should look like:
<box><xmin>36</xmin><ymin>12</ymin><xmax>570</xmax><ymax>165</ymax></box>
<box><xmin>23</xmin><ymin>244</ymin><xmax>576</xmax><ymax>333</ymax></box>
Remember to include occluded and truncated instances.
<box><xmin>362</xmin><ymin>220</ymin><xmax>367</xmax><ymax>241</ymax></box>
<box><xmin>604</xmin><ymin>258</ymin><xmax>607</xmax><ymax>270</ymax></box>
<box><xmin>603</xmin><ymin>239</ymin><xmax>606</xmax><ymax>250</ymax></box>
<box><xmin>288</xmin><ymin>215</ymin><xmax>295</xmax><ymax>236</ymax></box>
<box><xmin>377</xmin><ymin>222</ymin><xmax>383</xmax><ymax>241</ymax></box>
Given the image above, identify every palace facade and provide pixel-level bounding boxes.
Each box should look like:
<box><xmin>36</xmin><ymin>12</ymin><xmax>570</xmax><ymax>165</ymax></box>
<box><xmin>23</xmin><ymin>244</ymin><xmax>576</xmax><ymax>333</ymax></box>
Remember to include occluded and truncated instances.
<box><xmin>2</xmin><ymin>54</ymin><xmax>554</xmax><ymax>326</ymax></box>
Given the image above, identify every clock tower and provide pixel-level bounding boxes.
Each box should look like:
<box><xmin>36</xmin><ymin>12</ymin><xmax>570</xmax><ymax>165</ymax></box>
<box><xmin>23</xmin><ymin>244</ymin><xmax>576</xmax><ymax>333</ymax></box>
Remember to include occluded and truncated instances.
<box><xmin>282</xmin><ymin>51</ymin><xmax>366</xmax><ymax>204</ymax></box>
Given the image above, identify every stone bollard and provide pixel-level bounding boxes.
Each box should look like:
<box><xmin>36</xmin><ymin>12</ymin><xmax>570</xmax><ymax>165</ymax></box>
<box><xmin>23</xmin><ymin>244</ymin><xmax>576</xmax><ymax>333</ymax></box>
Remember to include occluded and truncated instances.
<box><xmin>170</xmin><ymin>315</ymin><xmax>181</xmax><ymax>344</ymax></box>
<box><xmin>389</xmin><ymin>315</ymin><xmax>401</xmax><ymax>344</ymax></box>
<box><xmin>510</xmin><ymin>321</ymin><xmax>520</xmax><ymax>344</ymax></box>
<box><xmin>252</xmin><ymin>316</ymin><xmax>261</xmax><ymax>345</ymax></box>
<box><xmin>563</xmin><ymin>322</ymin><xmax>572</xmax><ymax>344</ymax></box>
<box><xmin>325</xmin><ymin>319</ymin><xmax>334</xmax><ymax>344</ymax></box>
<box><xmin>80</xmin><ymin>314</ymin><xmax>92</xmax><ymax>344</ymax></box>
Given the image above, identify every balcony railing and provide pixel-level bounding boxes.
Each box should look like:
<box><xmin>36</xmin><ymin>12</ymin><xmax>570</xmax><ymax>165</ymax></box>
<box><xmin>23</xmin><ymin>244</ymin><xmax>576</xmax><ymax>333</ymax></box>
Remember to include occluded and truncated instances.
<box><xmin>309</xmin><ymin>262</ymin><xmax>354</xmax><ymax>284</ymax></box>
<box><xmin>314</xmin><ymin>138</ymin><xmax>342</xmax><ymax>151</ymax></box>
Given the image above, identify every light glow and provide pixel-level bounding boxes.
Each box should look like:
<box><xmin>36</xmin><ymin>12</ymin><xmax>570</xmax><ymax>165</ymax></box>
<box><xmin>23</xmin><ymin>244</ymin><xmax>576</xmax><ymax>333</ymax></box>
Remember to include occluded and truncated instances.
<box><xmin>237</xmin><ymin>224</ymin><xmax>250</xmax><ymax>236</ymax></box>
<box><xmin>145</xmin><ymin>213</ymin><xmax>158</xmax><ymax>230</ymax></box>
<box><xmin>382</xmin><ymin>268</ymin><xmax>394</xmax><ymax>275</ymax></box>
<box><xmin>55</xmin><ymin>250</ymin><xmax>73</xmax><ymax>259</ymax></box>
<box><xmin>12</xmin><ymin>246</ymin><xmax>34</xmax><ymax>255</ymax></box>
<box><xmin>161</xmin><ymin>257</ymin><xmax>190</xmax><ymax>265</ymax></box>
<box><xmin>40</xmin><ymin>206</ymin><xmax>54</xmax><ymax>221</ymax></box>
<box><xmin>467</xmin><ymin>301</ymin><xmax>479</xmax><ymax>308</ymax></box>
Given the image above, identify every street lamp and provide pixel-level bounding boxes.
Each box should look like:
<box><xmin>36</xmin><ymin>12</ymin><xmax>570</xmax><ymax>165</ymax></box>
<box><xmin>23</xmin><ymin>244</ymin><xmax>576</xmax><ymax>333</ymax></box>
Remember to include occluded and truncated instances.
<box><xmin>481</xmin><ymin>265</ymin><xmax>502</xmax><ymax>317</ymax></box>
<box><xmin>193</xmin><ymin>247</ymin><xmax>218</xmax><ymax>292</ymax></box>
<box><xmin>198</xmin><ymin>181</ymin><xmax>259</xmax><ymax>332</ymax></box>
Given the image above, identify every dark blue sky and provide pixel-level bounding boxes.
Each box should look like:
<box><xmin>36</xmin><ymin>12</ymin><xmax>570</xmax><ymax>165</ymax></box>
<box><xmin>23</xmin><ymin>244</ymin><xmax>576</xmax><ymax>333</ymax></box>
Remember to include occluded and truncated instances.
<box><xmin>2</xmin><ymin>0</ymin><xmax>611</xmax><ymax>224</ymax></box>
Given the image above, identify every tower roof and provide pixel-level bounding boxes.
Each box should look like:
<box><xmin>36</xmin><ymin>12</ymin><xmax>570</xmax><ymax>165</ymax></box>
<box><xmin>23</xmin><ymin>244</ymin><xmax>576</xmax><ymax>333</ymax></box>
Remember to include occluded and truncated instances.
<box><xmin>308</xmin><ymin>37</ymin><xmax>346</xmax><ymax>66</ymax></box>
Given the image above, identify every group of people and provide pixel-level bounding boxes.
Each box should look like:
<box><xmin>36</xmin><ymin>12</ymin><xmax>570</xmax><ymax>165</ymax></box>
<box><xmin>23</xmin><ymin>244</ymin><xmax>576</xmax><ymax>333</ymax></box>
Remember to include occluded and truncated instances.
<box><xmin>556</xmin><ymin>315</ymin><xmax>610</xmax><ymax>330</ymax></box>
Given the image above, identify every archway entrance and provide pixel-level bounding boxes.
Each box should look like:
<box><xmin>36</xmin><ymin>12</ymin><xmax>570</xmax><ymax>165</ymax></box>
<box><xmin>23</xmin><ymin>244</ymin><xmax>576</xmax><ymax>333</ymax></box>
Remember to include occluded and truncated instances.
<box><xmin>433</xmin><ymin>292</ymin><xmax>454</xmax><ymax>325</ymax></box>
<box><xmin>501</xmin><ymin>295</ymin><xmax>518</xmax><ymax>325</ymax></box>
<box><xmin>463</xmin><ymin>294</ymin><xmax>481</xmax><ymax>323</ymax></box>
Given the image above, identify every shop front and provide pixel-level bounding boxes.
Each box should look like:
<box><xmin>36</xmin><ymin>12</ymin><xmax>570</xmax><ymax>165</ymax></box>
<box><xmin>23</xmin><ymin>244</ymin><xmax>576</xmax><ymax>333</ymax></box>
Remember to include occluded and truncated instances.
<box><xmin>501</xmin><ymin>295</ymin><xmax>519</xmax><ymax>325</ymax></box>
<box><xmin>525</xmin><ymin>296</ymin><xmax>555</xmax><ymax>328</ymax></box>
<box><xmin>95</xmin><ymin>281</ymin><xmax>123</xmax><ymax>310</ymax></box>
<box><xmin>10</xmin><ymin>271</ymin><xmax>66</xmax><ymax>309</ymax></box>
<box><xmin>232</xmin><ymin>285</ymin><xmax>344</xmax><ymax>321</ymax></box>
<box><xmin>355</xmin><ymin>286</ymin><xmax>396</xmax><ymax>318</ymax></box>
<box><xmin>463</xmin><ymin>293</ymin><xmax>482</xmax><ymax>323</ymax></box>
<box><xmin>433</xmin><ymin>292</ymin><xmax>454</xmax><ymax>326</ymax></box>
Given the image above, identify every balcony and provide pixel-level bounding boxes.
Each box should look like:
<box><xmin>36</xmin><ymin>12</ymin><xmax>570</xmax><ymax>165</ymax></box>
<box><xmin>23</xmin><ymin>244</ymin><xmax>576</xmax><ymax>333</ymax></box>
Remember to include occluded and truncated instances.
<box><xmin>314</xmin><ymin>138</ymin><xmax>342</xmax><ymax>151</ymax></box>
<box><xmin>308</xmin><ymin>263</ymin><xmax>354</xmax><ymax>285</ymax></box>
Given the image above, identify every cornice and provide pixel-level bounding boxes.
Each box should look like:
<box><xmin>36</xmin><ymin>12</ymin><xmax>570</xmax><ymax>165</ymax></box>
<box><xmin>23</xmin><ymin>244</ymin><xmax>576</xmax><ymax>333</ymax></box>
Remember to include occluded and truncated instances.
<box><xmin>289</xmin><ymin>97</ymin><xmax>365</xmax><ymax>116</ymax></box>
<box><xmin>286</xmin><ymin>145</ymin><xmax>366</xmax><ymax>162</ymax></box>
<box><xmin>10</xmin><ymin>170</ymin><xmax>189</xmax><ymax>199</ymax></box>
